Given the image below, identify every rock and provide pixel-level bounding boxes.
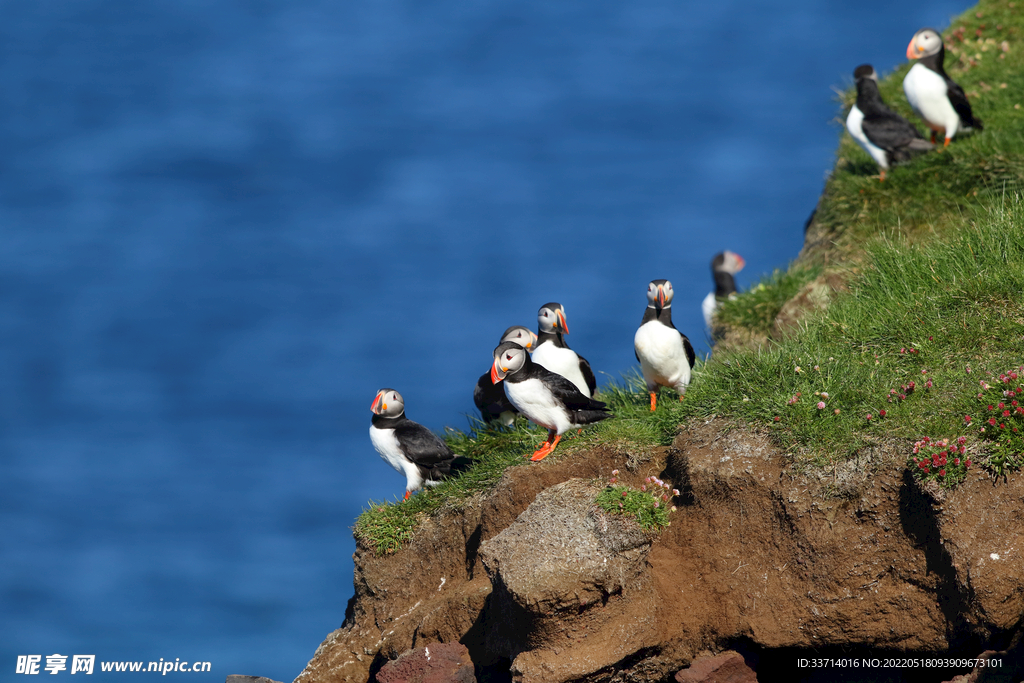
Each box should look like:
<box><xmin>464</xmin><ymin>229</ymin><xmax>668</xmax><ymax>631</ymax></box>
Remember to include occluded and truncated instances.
<box><xmin>477</xmin><ymin>478</ymin><xmax>659</xmax><ymax>683</ymax></box>
<box><xmin>771</xmin><ymin>271</ymin><xmax>848</xmax><ymax>339</ymax></box>
<box><xmin>375</xmin><ymin>643</ymin><xmax>475</xmax><ymax>683</ymax></box>
<box><xmin>675</xmin><ymin>652</ymin><xmax>757</xmax><ymax>683</ymax></box>
<box><xmin>225</xmin><ymin>677</ymin><xmax>283</xmax><ymax>683</ymax></box>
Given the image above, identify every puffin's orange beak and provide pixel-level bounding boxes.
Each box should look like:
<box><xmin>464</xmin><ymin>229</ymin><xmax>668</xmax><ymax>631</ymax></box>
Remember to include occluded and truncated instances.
<box><xmin>556</xmin><ymin>309</ymin><xmax>569</xmax><ymax>334</ymax></box>
<box><xmin>370</xmin><ymin>392</ymin><xmax>383</xmax><ymax>414</ymax></box>
<box><xmin>656</xmin><ymin>285</ymin><xmax>666</xmax><ymax>309</ymax></box>
<box><xmin>907</xmin><ymin>37</ymin><xmax>921</xmax><ymax>60</ymax></box>
<box><xmin>490</xmin><ymin>359</ymin><xmax>505</xmax><ymax>384</ymax></box>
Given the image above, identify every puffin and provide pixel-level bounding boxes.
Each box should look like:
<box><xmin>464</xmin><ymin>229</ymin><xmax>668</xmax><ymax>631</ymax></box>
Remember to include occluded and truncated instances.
<box><xmin>903</xmin><ymin>28</ymin><xmax>983</xmax><ymax>146</ymax></box>
<box><xmin>369</xmin><ymin>388</ymin><xmax>466</xmax><ymax>500</ymax></box>
<box><xmin>531</xmin><ymin>302</ymin><xmax>597</xmax><ymax>398</ymax></box>
<box><xmin>847</xmin><ymin>64</ymin><xmax>934</xmax><ymax>181</ymax></box>
<box><xmin>473</xmin><ymin>325</ymin><xmax>538</xmax><ymax>426</ymax></box>
<box><xmin>701</xmin><ymin>251</ymin><xmax>745</xmax><ymax>329</ymax></box>
<box><xmin>635</xmin><ymin>279</ymin><xmax>696</xmax><ymax>411</ymax></box>
<box><xmin>490</xmin><ymin>341</ymin><xmax>612</xmax><ymax>461</ymax></box>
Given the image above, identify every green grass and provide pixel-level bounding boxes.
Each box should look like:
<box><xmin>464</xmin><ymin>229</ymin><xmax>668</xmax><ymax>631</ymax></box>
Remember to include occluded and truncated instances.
<box><xmin>715</xmin><ymin>264</ymin><xmax>822</xmax><ymax>334</ymax></box>
<box><xmin>354</xmin><ymin>0</ymin><xmax>1024</xmax><ymax>554</ymax></box>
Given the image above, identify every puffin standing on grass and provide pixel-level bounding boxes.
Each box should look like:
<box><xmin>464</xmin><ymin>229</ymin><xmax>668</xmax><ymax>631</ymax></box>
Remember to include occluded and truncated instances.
<box><xmin>490</xmin><ymin>341</ymin><xmax>612</xmax><ymax>461</ymax></box>
<box><xmin>904</xmin><ymin>28</ymin><xmax>983</xmax><ymax>146</ymax></box>
<box><xmin>701</xmin><ymin>251</ymin><xmax>745</xmax><ymax>329</ymax></box>
<box><xmin>847</xmin><ymin>64</ymin><xmax>934</xmax><ymax>181</ymax></box>
<box><xmin>473</xmin><ymin>325</ymin><xmax>538</xmax><ymax>426</ymax></box>
<box><xmin>370</xmin><ymin>388</ymin><xmax>466</xmax><ymax>500</ymax></box>
<box><xmin>635</xmin><ymin>279</ymin><xmax>696</xmax><ymax>411</ymax></box>
<box><xmin>531</xmin><ymin>303</ymin><xmax>597</xmax><ymax>398</ymax></box>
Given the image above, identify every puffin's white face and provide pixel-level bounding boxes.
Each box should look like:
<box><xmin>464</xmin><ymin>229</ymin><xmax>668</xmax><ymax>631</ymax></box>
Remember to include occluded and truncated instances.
<box><xmin>500</xmin><ymin>326</ymin><xmax>537</xmax><ymax>350</ymax></box>
<box><xmin>721</xmin><ymin>250</ymin><xmax>746</xmax><ymax>275</ymax></box>
<box><xmin>491</xmin><ymin>344</ymin><xmax>527</xmax><ymax>383</ymax></box>
<box><xmin>908</xmin><ymin>28</ymin><xmax>943</xmax><ymax>59</ymax></box>
<box><xmin>537</xmin><ymin>304</ymin><xmax>568</xmax><ymax>335</ymax></box>
<box><xmin>646</xmin><ymin>279</ymin><xmax>674</xmax><ymax>308</ymax></box>
<box><xmin>371</xmin><ymin>388</ymin><xmax>404</xmax><ymax>418</ymax></box>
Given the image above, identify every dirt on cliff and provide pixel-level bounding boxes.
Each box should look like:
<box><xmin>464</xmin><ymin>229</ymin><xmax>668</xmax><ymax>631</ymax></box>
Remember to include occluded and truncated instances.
<box><xmin>295</xmin><ymin>420</ymin><xmax>1024</xmax><ymax>683</ymax></box>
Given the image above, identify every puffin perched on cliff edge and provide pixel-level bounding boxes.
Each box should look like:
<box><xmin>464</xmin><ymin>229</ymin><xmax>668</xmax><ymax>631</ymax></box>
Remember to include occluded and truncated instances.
<box><xmin>636</xmin><ymin>279</ymin><xmax>696</xmax><ymax>411</ymax></box>
<box><xmin>531</xmin><ymin>303</ymin><xmax>597</xmax><ymax>398</ymax></box>
<box><xmin>473</xmin><ymin>325</ymin><xmax>537</xmax><ymax>426</ymax></box>
<box><xmin>847</xmin><ymin>64</ymin><xmax>934</xmax><ymax>181</ymax></box>
<box><xmin>702</xmin><ymin>251</ymin><xmax>745</xmax><ymax>329</ymax></box>
<box><xmin>369</xmin><ymin>388</ymin><xmax>466</xmax><ymax>499</ymax></box>
<box><xmin>490</xmin><ymin>341</ymin><xmax>612</xmax><ymax>461</ymax></box>
<box><xmin>903</xmin><ymin>28</ymin><xmax>983</xmax><ymax>146</ymax></box>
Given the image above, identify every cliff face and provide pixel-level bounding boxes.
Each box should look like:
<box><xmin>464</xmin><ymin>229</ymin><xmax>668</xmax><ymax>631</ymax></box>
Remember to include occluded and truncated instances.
<box><xmin>295</xmin><ymin>420</ymin><xmax>1024</xmax><ymax>682</ymax></box>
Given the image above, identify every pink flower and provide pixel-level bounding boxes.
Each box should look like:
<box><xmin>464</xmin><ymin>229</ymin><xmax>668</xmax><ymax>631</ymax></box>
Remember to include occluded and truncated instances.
<box><xmin>672</xmin><ymin>489</ymin><xmax>679</xmax><ymax>496</ymax></box>
<box><xmin>866</xmin><ymin>414</ymin><xmax>873</xmax><ymax>420</ymax></box>
<box><xmin>773</xmin><ymin>416</ymin><xmax>781</xmax><ymax>422</ymax></box>
<box><xmin>653</xmin><ymin>500</ymin><xmax>660</xmax><ymax>508</ymax></box>
<box><xmin>834</xmin><ymin>409</ymin><xmax>841</xmax><ymax>415</ymax></box>
<box><xmin>965</xmin><ymin>415</ymin><xmax>972</xmax><ymax>423</ymax></box>
<box><xmin>966</xmin><ymin>366</ymin><xmax>972</xmax><ymax>374</ymax></box>
<box><xmin>939</xmin><ymin>469</ymin><xmax>946</xmax><ymax>476</ymax></box>
<box><xmin>611</xmin><ymin>469</ymin><xmax>619</xmax><ymax>476</ymax></box>
<box><xmin>926</xmin><ymin>379</ymin><xmax>933</xmax><ymax>389</ymax></box>
<box><xmin>957</xmin><ymin>436</ymin><xmax>966</xmax><ymax>445</ymax></box>
<box><xmin>879</xmin><ymin>410</ymin><xmax>886</xmax><ymax>417</ymax></box>
<box><xmin>817</xmin><ymin>401</ymin><xmax>826</xmax><ymax>410</ymax></box>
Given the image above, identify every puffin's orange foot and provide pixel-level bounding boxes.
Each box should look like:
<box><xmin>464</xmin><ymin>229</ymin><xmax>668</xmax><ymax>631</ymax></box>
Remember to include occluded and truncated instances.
<box><xmin>944</xmin><ymin>138</ymin><xmax>951</xmax><ymax>148</ymax></box>
<box><xmin>678</xmin><ymin>393</ymin><xmax>685</xmax><ymax>402</ymax></box>
<box><xmin>530</xmin><ymin>434</ymin><xmax>561</xmax><ymax>461</ymax></box>
<box><xmin>649</xmin><ymin>392</ymin><xmax>657</xmax><ymax>412</ymax></box>
<box><xmin>404</xmin><ymin>491</ymin><xmax>411</xmax><ymax>501</ymax></box>
<box><xmin>878</xmin><ymin>169</ymin><xmax>886</xmax><ymax>182</ymax></box>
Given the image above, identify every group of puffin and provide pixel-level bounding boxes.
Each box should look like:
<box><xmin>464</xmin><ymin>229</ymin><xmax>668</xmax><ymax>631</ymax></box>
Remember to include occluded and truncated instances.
<box><xmin>367</xmin><ymin>27</ymin><xmax>981</xmax><ymax>501</ymax></box>
<box><xmin>846</xmin><ymin>28</ymin><xmax>983</xmax><ymax>181</ymax></box>
<box><xmin>370</xmin><ymin>253</ymin><xmax>745</xmax><ymax>499</ymax></box>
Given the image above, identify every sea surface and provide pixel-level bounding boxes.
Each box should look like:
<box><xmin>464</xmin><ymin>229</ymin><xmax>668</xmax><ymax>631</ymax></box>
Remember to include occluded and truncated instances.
<box><xmin>0</xmin><ymin>1</ymin><xmax>970</xmax><ymax>680</ymax></box>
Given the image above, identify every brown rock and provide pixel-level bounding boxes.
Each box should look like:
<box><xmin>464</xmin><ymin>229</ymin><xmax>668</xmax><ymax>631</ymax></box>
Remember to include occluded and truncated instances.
<box><xmin>296</xmin><ymin>421</ymin><xmax>1024</xmax><ymax>683</ymax></box>
<box><xmin>771</xmin><ymin>271</ymin><xmax>848</xmax><ymax>339</ymax></box>
<box><xmin>375</xmin><ymin>643</ymin><xmax>475</xmax><ymax>683</ymax></box>
<box><xmin>675</xmin><ymin>652</ymin><xmax>757</xmax><ymax>683</ymax></box>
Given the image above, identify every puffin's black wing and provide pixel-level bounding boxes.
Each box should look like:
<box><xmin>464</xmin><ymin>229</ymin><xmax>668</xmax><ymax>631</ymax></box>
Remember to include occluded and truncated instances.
<box><xmin>536</xmin><ymin>367</ymin><xmax>609</xmax><ymax>414</ymax></box>
<box><xmin>862</xmin><ymin>112</ymin><xmax>925</xmax><ymax>150</ymax></box>
<box><xmin>681</xmin><ymin>333</ymin><xmax>696</xmax><ymax>369</ymax></box>
<box><xmin>945</xmin><ymin>78</ymin><xmax>983</xmax><ymax>130</ymax></box>
<box><xmin>474</xmin><ymin>372</ymin><xmax>514</xmax><ymax>422</ymax></box>
<box><xmin>392</xmin><ymin>420</ymin><xmax>455</xmax><ymax>469</ymax></box>
<box><xmin>577</xmin><ymin>353</ymin><xmax>598</xmax><ymax>396</ymax></box>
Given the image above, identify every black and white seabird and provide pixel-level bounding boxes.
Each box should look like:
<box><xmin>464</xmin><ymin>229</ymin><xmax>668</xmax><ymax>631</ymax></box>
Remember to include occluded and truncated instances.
<box><xmin>531</xmin><ymin>302</ymin><xmax>597</xmax><ymax>398</ymax></box>
<box><xmin>635</xmin><ymin>279</ymin><xmax>696</xmax><ymax>411</ymax></box>
<box><xmin>847</xmin><ymin>64</ymin><xmax>935</xmax><ymax>181</ymax></box>
<box><xmin>701</xmin><ymin>251</ymin><xmax>745</xmax><ymax>329</ymax></box>
<box><xmin>473</xmin><ymin>325</ymin><xmax>538</xmax><ymax>426</ymax></box>
<box><xmin>490</xmin><ymin>341</ymin><xmax>612</xmax><ymax>461</ymax></box>
<box><xmin>904</xmin><ymin>28</ymin><xmax>983</xmax><ymax>147</ymax></box>
<box><xmin>369</xmin><ymin>388</ymin><xmax>464</xmax><ymax>500</ymax></box>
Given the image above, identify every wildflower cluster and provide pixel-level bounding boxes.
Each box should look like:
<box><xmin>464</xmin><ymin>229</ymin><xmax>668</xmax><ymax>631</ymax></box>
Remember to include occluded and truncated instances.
<box><xmin>970</xmin><ymin>367</ymin><xmax>1024</xmax><ymax>476</ymax></box>
<box><xmin>595</xmin><ymin>470</ymin><xmax>678</xmax><ymax>531</ymax></box>
<box><xmin>909</xmin><ymin>436</ymin><xmax>971</xmax><ymax>488</ymax></box>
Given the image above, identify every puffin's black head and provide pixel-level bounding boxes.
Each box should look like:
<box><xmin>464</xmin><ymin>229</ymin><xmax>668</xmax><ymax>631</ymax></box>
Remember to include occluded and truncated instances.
<box><xmin>711</xmin><ymin>250</ymin><xmax>745</xmax><ymax>275</ymax></box>
<box><xmin>371</xmin><ymin>388</ymin><xmax>405</xmax><ymax>418</ymax></box>
<box><xmin>853</xmin><ymin>64</ymin><xmax>877</xmax><ymax>81</ymax></box>
<box><xmin>537</xmin><ymin>303</ymin><xmax>568</xmax><ymax>335</ymax></box>
<box><xmin>907</xmin><ymin>28</ymin><xmax>943</xmax><ymax>60</ymax></box>
<box><xmin>646</xmin><ymin>279</ymin><xmax>674</xmax><ymax>310</ymax></box>
<box><xmin>490</xmin><ymin>341</ymin><xmax>528</xmax><ymax>384</ymax></box>
<box><xmin>499</xmin><ymin>325</ymin><xmax>538</xmax><ymax>350</ymax></box>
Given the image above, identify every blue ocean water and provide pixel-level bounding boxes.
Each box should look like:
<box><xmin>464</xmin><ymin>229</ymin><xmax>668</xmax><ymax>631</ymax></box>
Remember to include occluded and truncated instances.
<box><xmin>0</xmin><ymin>1</ymin><xmax>970</xmax><ymax>680</ymax></box>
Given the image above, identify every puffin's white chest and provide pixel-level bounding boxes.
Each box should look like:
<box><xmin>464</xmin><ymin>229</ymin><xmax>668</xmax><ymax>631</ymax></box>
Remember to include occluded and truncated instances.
<box><xmin>846</xmin><ymin>104</ymin><xmax>889</xmax><ymax>168</ymax></box>
<box><xmin>903</xmin><ymin>64</ymin><xmax>958</xmax><ymax>135</ymax></box>
<box><xmin>531</xmin><ymin>343</ymin><xmax>590</xmax><ymax>397</ymax></box>
<box><xmin>634</xmin><ymin>321</ymin><xmax>691</xmax><ymax>392</ymax></box>
<box><xmin>369</xmin><ymin>425</ymin><xmax>422</xmax><ymax>491</ymax></box>
<box><xmin>504</xmin><ymin>378</ymin><xmax>573</xmax><ymax>433</ymax></box>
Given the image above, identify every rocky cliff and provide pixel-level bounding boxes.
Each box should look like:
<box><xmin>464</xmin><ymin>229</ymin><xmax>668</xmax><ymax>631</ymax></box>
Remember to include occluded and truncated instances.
<box><xmin>294</xmin><ymin>420</ymin><xmax>1024</xmax><ymax>682</ymax></box>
